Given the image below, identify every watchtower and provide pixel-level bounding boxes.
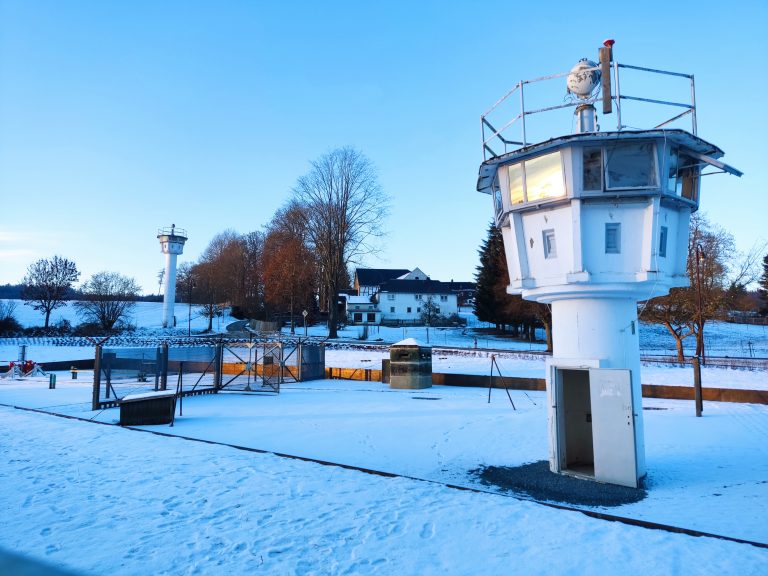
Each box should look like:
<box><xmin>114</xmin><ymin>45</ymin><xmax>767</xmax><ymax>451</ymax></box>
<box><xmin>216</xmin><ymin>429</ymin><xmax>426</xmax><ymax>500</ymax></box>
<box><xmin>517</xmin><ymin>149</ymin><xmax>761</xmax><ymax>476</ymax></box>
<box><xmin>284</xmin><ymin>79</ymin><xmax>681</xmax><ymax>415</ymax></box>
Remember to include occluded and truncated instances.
<box><xmin>157</xmin><ymin>224</ymin><xmax>187</xmax><ymax>328</ymax></box>
<box><xmin>477</xmin><ymin>41</ymin><xmax>741</xmax><ymax>487</ymax></box>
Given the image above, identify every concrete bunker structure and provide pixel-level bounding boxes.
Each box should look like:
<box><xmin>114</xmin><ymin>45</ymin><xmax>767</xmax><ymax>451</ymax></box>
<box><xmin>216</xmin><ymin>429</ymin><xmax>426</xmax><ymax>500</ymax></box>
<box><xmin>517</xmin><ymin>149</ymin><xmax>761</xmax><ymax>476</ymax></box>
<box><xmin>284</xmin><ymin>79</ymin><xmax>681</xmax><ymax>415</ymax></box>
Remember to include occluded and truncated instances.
<box><xmin>389</xmin><ymin>338</ymin><xmax>432</xmax><ymax>390</ymax></box>
<box><xmin>476</xmin><ymin>42</ymin><xmax>741</xmax><ymax>487</ymax></box>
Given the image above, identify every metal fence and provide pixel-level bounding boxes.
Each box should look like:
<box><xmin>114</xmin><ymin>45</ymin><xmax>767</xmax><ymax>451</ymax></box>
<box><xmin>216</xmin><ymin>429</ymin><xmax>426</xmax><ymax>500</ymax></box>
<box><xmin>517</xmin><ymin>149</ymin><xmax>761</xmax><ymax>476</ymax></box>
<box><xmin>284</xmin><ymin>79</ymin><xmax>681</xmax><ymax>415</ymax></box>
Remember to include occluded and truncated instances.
<box><xmin>92</xmin><ymin>344</ymin><xmax>220</xmax><ymax>409</ymax></box>
<box><xmin>91</xmin><ymin>341</ymin><xmax>326</xmax><ymax>409</ymax></box>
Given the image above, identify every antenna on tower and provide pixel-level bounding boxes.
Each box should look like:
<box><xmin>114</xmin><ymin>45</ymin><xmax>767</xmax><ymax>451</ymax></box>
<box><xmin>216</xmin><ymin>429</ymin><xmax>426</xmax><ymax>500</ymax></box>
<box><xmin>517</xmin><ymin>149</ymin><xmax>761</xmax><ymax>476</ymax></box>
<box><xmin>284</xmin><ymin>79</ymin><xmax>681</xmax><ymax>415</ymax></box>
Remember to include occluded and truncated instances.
<box><xmin>600</xmin><ymin>39</ymin><xmax>614</xmax><ymax>114</ymax></box>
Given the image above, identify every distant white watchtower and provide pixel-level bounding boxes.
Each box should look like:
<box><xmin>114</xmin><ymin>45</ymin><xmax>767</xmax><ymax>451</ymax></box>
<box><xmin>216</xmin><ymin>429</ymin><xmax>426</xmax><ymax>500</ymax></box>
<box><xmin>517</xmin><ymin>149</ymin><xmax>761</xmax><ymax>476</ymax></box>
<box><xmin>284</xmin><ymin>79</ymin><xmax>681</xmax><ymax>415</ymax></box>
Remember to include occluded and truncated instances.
<box><xmin>157</xmin><ymin>224</ymin><xmax>187</xmax><ymax>328</ymax></box>
<box><xmin>477</xmin><ymin>41</ymin><xmax>741</xmax><ymax>488</ymax></box>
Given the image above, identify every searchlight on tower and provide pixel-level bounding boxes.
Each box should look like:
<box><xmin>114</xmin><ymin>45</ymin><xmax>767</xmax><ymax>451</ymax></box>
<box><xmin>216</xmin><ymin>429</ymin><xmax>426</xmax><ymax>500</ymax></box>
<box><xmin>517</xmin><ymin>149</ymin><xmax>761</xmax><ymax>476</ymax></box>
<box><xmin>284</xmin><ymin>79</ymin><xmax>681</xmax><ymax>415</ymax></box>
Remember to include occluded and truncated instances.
<box><xmin>476</xmin><ymin>40</ymin><xmax>742</xmax><ymax>488</ymax></box>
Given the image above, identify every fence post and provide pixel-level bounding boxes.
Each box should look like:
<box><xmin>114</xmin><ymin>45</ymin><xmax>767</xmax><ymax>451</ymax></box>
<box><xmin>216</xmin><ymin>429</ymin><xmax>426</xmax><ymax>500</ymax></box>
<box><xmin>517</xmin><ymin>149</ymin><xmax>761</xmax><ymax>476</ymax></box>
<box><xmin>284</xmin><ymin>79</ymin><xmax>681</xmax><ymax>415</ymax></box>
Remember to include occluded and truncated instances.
<box><xmin>92</xmin><ymin>345</ymin><xmax>102</xmax><ymax>411</ymax></box>
<box><xmin>692</xmin><ymin>356</ymin><xmax>703</xmax><ymax>417</ymax></box>
<box><xmin>160</xmin><ymin>342</ymin><xmax>169</xmax><ymax>391</ymax></box>
<box><xmin>297</xmin><ymin>343</ymin><xmax>303</xmax><ymax>382</ymax></box>
<box><xmin>214</xmin><ymin>342</ymin><xmax>223</xmax><ymax>391</ymax></box>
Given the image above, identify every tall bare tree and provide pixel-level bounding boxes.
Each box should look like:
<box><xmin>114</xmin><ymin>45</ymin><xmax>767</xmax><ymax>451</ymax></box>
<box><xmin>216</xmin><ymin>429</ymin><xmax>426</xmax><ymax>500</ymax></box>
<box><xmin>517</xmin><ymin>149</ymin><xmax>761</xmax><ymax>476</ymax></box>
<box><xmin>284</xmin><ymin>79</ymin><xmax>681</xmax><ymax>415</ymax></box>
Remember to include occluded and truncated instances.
<box><xmin>191</xmin><ymin>229</ymin><xmax>265</xmax><ymax>329</ymax></box>
<box><xmin>292</xmin><ymin>147</ymin><xmax>389</xmax><ymax>338</ymax></box>
<box><xmin>240</xmin><ymin>231</ymin><xmax>266</xmax><ymax>319</ymax></box>
<box><xmin>21</xmin><ymin>255</ymin><xmax>80</xmax><ymax>328</ymax></box>
<box><xmin>75</xmin><ymin>271</ymin><xmax>140</xmax><ymax>330</ymax></box>
<box><xmin>193</xmin><ymin>231</ymin><xmax>240</xmax><ymax>331</ymax></box>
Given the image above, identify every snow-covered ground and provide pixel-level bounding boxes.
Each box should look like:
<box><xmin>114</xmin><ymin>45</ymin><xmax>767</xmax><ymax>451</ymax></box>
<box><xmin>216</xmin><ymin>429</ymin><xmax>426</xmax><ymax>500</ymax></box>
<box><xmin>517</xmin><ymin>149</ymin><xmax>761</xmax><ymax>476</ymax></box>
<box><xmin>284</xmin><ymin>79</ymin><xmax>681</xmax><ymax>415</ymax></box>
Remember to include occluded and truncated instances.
<box><xmin>1</xmin><ymin>299</ymin><xmax>237</xmax><ymax>334</ymax></box>
<box><xmin>3</xmin><ymin>300</ymin><xmax>768</xmax><ymax>394</ymax></box>
<box><xmin>0</xmin><ymin>377</ymin><xmax>766</xmax><ymax>575</ymax></box>
<box><xmin>1</xmin><ymin>299</ymin><xmax>767</xmax><ymax>573</ymax></box>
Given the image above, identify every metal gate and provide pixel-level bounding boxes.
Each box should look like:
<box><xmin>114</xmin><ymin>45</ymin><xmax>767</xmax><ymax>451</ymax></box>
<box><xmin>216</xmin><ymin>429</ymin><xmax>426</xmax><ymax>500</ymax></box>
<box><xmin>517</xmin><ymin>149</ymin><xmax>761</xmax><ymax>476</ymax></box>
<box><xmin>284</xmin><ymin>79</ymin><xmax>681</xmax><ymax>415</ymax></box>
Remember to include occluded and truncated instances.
<box><xmin>219</xmin><ymin>342</ymin><xmax>289</xmax><ymax>393</ymax></box>
<box><xmin>218</xmin><ymin>341</ymin><xmax>325</xmax><ymax>393</ymax></box>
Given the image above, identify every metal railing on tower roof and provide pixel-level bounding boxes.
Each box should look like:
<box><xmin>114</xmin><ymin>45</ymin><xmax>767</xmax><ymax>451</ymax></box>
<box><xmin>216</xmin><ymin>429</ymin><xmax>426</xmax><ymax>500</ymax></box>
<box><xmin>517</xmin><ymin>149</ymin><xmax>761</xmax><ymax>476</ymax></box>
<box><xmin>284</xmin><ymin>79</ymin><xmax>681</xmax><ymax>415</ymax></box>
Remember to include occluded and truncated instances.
<box><xmin>481</xmin><ymin>58</ymin><xmax>697</xmax><ymax>161</ymax></box>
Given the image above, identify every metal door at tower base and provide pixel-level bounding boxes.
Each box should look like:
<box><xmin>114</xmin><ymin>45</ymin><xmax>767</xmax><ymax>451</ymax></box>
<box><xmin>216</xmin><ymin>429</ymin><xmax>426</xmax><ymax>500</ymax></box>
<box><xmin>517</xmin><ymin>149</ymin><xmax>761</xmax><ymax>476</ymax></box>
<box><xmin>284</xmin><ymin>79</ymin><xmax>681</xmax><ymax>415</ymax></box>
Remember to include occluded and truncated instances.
<box><xmin>588</xmin><ymin>368</ymin><xmax>638</xmax><ymax>488</ymax></box>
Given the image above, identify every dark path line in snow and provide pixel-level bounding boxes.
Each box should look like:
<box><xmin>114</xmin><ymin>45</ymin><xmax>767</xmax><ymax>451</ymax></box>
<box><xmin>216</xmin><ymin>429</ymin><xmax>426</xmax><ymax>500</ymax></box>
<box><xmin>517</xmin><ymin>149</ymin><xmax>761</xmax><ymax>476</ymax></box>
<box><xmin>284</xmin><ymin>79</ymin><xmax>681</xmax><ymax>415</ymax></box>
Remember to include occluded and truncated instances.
<box><xmin>4</xmin><ymin>402</ymin><xmax>767</xmax><ymax>551</ymax></box>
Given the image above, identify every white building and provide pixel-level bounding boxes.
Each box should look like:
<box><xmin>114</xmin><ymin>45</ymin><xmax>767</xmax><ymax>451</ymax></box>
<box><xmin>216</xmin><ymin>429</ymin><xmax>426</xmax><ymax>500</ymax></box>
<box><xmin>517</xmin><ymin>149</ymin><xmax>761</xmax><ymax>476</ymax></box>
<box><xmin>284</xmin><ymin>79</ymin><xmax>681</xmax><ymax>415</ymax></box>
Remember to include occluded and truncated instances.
<box><xmin>377</xmin><ymin>279</ymin><xmax>458</xmax><ymax>324</ymax></box>
<box><xmin>349</xmin><ymin>267</ymin><xmax>468</xmax><ymax>325</ymax></box>
<box><xmin>346</xmin><ymin>295</ymin><xmax>380</xmax><ymax>325</ymax></box>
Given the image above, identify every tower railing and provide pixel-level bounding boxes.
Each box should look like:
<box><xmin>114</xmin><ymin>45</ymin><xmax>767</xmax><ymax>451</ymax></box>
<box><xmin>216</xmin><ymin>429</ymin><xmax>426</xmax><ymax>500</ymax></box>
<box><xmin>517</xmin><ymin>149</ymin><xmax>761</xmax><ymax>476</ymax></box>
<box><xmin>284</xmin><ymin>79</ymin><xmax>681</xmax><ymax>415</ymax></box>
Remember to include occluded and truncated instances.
<box><xmin>481</xmin><ymin>60</ymin><xmax>697</xmax><ymax>161</ymax></box>
<box><xmin>157</xmin><ymin>226</ymin><xmax>188</xmax><ymax>238</ymax></box>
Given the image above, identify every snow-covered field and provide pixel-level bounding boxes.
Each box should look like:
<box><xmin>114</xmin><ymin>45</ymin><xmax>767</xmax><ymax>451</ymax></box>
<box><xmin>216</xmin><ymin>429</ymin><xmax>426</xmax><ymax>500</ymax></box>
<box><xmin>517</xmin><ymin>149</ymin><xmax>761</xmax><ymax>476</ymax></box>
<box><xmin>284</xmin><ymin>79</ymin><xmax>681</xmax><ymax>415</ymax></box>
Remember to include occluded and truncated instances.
<box><xmin>3</xmin><ymin>300</ymin><xmax>767</xmax><ymax>393</ymax></box>
<box><xmin>2</xmin><ymin>299</ymin><xmax>767</xmax><ymax>574</ymax></box>
<box><xmin>4</xmin><ymin>299</ymin><xmax>768</xmax><ymax>357</ymax></box>
<box><xmin>0</xmin><ymin>377</ymin><xmax>766</xmax><ymax>575</ymax></box>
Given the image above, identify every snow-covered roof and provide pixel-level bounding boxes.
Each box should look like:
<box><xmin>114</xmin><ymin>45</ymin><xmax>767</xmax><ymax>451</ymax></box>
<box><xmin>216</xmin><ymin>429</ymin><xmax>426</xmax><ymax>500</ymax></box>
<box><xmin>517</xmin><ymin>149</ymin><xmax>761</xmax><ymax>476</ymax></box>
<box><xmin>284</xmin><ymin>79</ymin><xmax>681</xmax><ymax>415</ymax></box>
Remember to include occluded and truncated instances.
<box><xmin>121</xmin><ymin>390</ymin><xmax>177</xmax><ymax>402</ymax></box>
<box><xmin>397</xmin><ymin>267</ymin><xmax>429</xmax><ymax>281</ymax></box>
<box><xmin>393</xmin><ymin>337</ymin><xmax>423</xmax><ymax>347</ymax></box>
<box><xmin>347</xmin><ymin>296</ymin><xmax>374</xmax><ymax>305</ymax></box>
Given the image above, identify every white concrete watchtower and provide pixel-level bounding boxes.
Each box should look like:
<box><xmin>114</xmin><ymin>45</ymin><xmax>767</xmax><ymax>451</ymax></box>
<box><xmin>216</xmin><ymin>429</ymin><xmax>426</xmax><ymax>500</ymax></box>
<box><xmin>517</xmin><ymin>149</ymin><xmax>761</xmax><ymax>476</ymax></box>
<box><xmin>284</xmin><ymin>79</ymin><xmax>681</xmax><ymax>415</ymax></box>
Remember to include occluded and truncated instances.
<box><xmin>157</xmin><ymin>224</ymin><xmax>187</xmax><ymax>328</ymax></box>
<box><xmin>477</xmin><ymin>41</ymin><xmax>741</xmax><ymax>487</ymax></box>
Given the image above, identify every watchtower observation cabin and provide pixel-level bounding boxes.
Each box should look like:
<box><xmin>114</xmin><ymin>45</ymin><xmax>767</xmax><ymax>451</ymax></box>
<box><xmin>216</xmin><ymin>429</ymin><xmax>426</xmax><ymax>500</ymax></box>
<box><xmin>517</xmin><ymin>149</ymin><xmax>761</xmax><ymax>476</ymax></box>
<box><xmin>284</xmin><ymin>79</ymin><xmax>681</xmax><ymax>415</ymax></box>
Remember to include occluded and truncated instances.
<box><xmin>477</xmin><ymin>41</ymin><xmax>741</xmax><ymax>488</ymax></box>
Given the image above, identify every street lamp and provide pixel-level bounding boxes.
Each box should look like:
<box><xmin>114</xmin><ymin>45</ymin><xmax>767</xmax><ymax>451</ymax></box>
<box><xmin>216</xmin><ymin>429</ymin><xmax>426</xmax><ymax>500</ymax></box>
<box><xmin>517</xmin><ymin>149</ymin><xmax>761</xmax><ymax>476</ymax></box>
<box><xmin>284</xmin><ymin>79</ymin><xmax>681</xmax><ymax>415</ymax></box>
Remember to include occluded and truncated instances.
<box><xmin>693</xmin><ymin>243</ymin><xmax>705</xmax><ymax>417</ymax></box>
<box><xmin>695</xmin><ymin>244</ymin><xmax>706</xmax><ymax>365</ymax></box>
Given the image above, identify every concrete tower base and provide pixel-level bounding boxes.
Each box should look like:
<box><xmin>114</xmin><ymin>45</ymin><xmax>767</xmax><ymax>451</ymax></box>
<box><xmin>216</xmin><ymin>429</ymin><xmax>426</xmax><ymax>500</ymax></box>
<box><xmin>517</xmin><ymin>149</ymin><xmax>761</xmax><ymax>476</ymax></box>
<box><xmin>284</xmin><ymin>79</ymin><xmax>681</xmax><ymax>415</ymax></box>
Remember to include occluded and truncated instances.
<box><xmin>545</xmin><ymin>297</ymin><xmax>646</xmax><ymax>487</ymax></box>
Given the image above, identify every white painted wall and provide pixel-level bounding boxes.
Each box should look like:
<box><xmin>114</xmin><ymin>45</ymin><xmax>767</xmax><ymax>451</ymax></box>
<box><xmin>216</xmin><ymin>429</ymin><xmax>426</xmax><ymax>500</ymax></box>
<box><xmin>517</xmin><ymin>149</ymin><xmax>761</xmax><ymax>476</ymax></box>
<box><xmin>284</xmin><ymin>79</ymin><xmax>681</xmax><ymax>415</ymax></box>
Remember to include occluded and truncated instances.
<box><xmin>379</xmin><ymin>292</ymin><xmax>458</xmax><ymax>322</ymax></box>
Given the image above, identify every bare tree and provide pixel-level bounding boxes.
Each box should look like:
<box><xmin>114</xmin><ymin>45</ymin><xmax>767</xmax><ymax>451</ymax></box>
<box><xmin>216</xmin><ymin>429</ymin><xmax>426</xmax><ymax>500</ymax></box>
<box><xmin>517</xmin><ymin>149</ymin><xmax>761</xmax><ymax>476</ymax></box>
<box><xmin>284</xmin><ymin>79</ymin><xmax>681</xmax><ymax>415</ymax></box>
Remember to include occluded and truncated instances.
<box><xmin>75</xmin><ymin>272</ymin><xmax>140</xmax><ymax>330</ymax></box>
<box><xmin>420</xmin><ymin>296</ymin><xmax>440</xmax><ymax>326</ymax></box>
<box><xmin>240</xmin><ymin>231</ymin><xmax>266</xmax><ymax>319</ymax></box>
<box><xmin>193</xmin><ymin>230</ymin><xmax>246</xmax><ymax>330</ymax></box>
<box><xmin>21</xmin><ymin>256</ymin><xmax>80</xmax><ymax>328</ymax></box>
<box><xmin>641</xmin><ymin>213</ymin><xmax>738</xmax><ymax>361</ymax></box>
<box><xmin>0</xmin><ymin>300</ymin><xmax>22</xmax><ymax>334</ymax></box>
<box><xmin>292</xmin><ymin>147</ymin><xmax>389</xmax><ymax>338</ymax></box>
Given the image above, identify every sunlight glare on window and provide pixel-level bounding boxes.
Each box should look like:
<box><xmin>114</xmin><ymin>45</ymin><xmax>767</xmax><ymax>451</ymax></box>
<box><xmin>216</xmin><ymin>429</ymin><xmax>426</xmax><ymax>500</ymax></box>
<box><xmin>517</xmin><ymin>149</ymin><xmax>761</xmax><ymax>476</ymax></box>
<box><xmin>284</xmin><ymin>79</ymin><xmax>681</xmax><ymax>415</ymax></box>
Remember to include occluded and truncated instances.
<box><xmin>525</xmin><ymin>152</ymin><xmax>566</xmax><ymax>202</ymax></box>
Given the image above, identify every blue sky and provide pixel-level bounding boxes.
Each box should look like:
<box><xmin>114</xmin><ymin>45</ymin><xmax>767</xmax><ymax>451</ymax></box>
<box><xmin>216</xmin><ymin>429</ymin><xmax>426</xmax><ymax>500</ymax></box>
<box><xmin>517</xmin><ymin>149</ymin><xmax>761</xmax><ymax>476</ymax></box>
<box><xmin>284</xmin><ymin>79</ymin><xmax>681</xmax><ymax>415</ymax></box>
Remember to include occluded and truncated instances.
<box><xmin>1</xmin><ymin>0</ymin><xmax>766</xmax><ymax>295</ymax></box>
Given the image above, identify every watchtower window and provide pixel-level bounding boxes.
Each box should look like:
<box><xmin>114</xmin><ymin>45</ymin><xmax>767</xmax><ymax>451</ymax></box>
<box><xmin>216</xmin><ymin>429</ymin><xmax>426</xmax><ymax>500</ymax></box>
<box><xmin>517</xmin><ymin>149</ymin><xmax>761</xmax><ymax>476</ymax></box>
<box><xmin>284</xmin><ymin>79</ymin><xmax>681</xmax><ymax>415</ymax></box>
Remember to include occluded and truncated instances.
<box><xmin>508</xmin><ymin>164</ymin><xmax>524</xmax><ymax>204</ymax></box>
<box><xmin>667</xmin><ymin>148</ymin><xmax>700</xmax><ymax>202</ymax></box>
<box><xmin>666</xmin><ymin>147</ymin><xmax>679</xmax><ymax>195</ymax></box>
<box><xmin>543</xmin><ymin>229</ymin><xmax>557</xmax><ymax>259</ymax></box>
<box><xmin>526</xmin><ymin>152</ymin><xmax>566</xmax><ymax>202</ymax></box>
<box><xmin>605</xmin><ymin>223</ymin><xmax>621</xmax><ymax>254</ymax></box>
<box><xmin>493</xmin><ymin>185</ymin><xmax>503</xmax><ymax>218</ymax></box>
<box><xmin>659</xmin><ymin>226</ymin><xmax>668</xmax><ymax>258</ymax></box>
<box><xmin>677</xmin><ymin>155</ymin><xmax>700</xmax><ymax>201</ymax></box>
<box><xmin>507</xmin><ymin>151</ymin><xmax>565</xmax><ymax>206</ymax></box>
<box><xmin>583</xmin><ymin>147</ymin><xmax>603</xmax><ymax>191</ymax></box>
<box><xmin>605</xmin><ymin>142</ymin><xmax>657</xmax><ymax>189</ymax></box>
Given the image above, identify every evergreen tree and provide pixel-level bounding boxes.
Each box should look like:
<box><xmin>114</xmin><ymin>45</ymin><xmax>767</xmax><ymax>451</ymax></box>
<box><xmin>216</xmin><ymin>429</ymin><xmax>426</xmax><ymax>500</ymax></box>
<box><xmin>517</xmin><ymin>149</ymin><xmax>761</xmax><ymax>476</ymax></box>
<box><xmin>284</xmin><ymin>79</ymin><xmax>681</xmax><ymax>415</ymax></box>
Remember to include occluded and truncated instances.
<box><xmin>759</xmin><ymin>253</ymin><xmax>768</xmax><ymax>315</ymax></box>
<box><xmin>474</xmin><ymin>222</ymin><xmax>553</xmax><ymax>350</ymax></box>
<box><xmin>474</xmin><ymin>223</ymin><xmax>505</xmax><ymax>329</ymax></box>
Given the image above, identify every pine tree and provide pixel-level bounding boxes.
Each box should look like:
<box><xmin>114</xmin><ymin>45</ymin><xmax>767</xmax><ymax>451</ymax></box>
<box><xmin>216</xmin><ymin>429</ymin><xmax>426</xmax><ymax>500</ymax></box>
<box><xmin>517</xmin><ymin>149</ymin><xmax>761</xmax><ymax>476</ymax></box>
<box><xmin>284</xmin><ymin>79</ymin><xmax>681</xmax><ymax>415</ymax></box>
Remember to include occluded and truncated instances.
<box><xmin>473</xmin><ymin>222</ymin><xmax>553</xmax><ymax>350</ymax></box>
<box><xmin>474</xmin><ymin>223</ymin><xmax>513</xmax><ymax>330</ymax></box>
